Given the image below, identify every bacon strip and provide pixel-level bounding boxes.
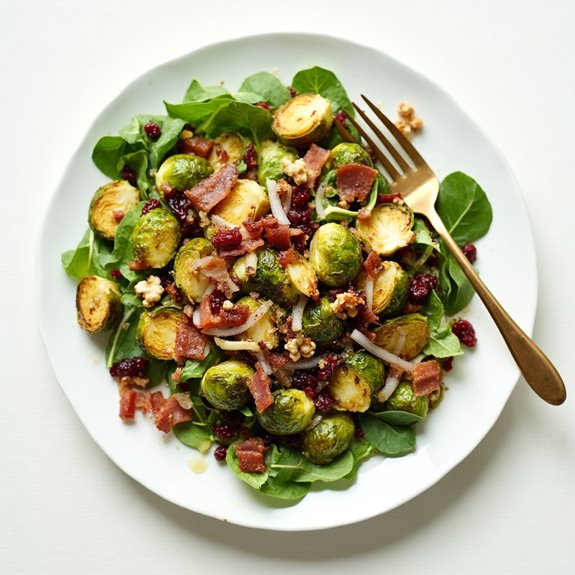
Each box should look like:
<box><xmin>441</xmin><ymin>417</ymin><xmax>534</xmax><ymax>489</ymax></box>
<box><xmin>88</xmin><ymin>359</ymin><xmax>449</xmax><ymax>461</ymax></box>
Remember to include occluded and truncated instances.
<box><xmin>119</xmin><ymin>389</ymin><xmax>137</xmax><ymax>421</ymax></box>
<box><xmin>184</xmin><ymin>163</ymin><xmax>238</xmax><ymax>213</ymax></box>
<box><xmin>303</xmin><ymin>144</ymin><xmax>331</xmax><ymax>189</ymax></box>
<box><xmin>178</xmin><ymin>136</ymin><xmax>214</xmax><ymax>158</ymax></box>
<box><xmin>336</xmin><ymin>163</ymin><xmax>378</xmax><ymax>203</ymax></box>
<box><xmin>154</xmin><ymin>395</ymin><xmax>193</xmax><ymax>433</ymax></box>
<box><xmin>234</xmin><ymin>437</ymin><xmax>267</xmax><ymax>474</ymax></box>
<box><xmin>174</xmin><ymin>317</ymin><xmax>208</xmax><ymax>364</ymax></box>
<box><xmin>364</xmin><ymin>250</ymin><xmax>383</xmax><ymax>279</ymax></box>
<box><xmin>412</xmin><ymin>360</ymin><xmax>442</xmax><ymax>397</ymax></box>
<box><xmin>248</xmin><ymin>362</ymin><xmax>274</xmax><ymax>413</ymax></box>
<box><xmin>265</xmin><ymin>224</ymin><xmax>292</xmax><ymax>250</ymax></box>
<box><xmin>217</xmin><ymin>238</ymin><xmax>265</xmax><ymax>258</ymax></box>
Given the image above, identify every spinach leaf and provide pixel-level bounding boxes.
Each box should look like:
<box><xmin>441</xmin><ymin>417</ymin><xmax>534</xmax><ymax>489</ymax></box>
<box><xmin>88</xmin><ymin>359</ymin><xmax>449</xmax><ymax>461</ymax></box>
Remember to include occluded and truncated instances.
<box><xmin>179</xmin><ymin>347</ymin><xmax>225</xmax><ymax>382</ymax></box>
<box><xmin>357</xmin><ymin>413</ymin><xmax>416</xmax><ymax>456</ymax></box>
<box><xmin>164</xmin><ymin>96</ymin><xmax>233</xmax><ymax>127</ymax></box>
<box><xmin>183</xmin><ymin>79</ymin><xmax>230</xmax><ymax>103</ymax></box>
<box><xmin>61</xmin><ymin>228</ymin><xmax>113</xmax><ymax>281</ymax></box>
<box><xmin>291</xmin><ymin>66</ymin><xmax>353</xmax><ymax>114</ymax></box>
<box><xmin>105</xmin><ymin>307</ymin><xmax>144</xmax><ymax>366</ymax></box>
<box><xmin>239</xmin><ymin>71</ymin><xmax>291</xmax><ymax>108</ymax></box>
<box><xmin>173</xmin><ymin>421</ymin><xmax>212</xmax><ymax>452</ymax></box>
<box><xmin>371</xmin><ymin>410</ymin><xmax>424</xmax><ymax>426</ymax></box>
<box><xmin>436</xmin><ymin>171</ymin><xmax>493</xmax><ymax>245</ymax></box>
<box><xmin>438</xmin><ymin>248</ymin><xmax>476</xmax><ymax>316</ymax></box>
<box><xmin>226</xmin><ymin>445</ymin><xmax>269</xmax><ymax>490</ymax></box>
<box><xmin>260</xmin><ymin>476</ymin><xmax>311</xmax><ymax>500</ymax></box>
<box><xmin>422</xmin><ymin>290</ymin><xmax>463</xmax><ymax>357</ymax></box>
<box><xmin>343</xmin><ymin>439</ymin><xmax>375</xmax><ymax>481</ymax></box>
<box><xmin>92</xmin><ymin>136</ymin><xmax>130</xmax><ymax>180</ymax></box>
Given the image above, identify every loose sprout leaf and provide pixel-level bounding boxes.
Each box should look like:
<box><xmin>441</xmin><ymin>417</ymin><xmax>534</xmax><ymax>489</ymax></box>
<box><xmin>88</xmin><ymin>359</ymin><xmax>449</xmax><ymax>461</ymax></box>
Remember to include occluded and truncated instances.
<box><xmin>238</xmin><ymin>71</ymin><xmax>292</xmax><ymax>108</ymax></box>
<box><xmin>119</xmin><ymin>149</ymin><xmax>149</xmax><ymax>195</ymax></box>
<box><xmin>291</xmin><ymin>66</ymin><xmax>353</xmax><ymax>114</ymax></box>
<box><xmin>357</xmin><ymin>413</ymin><xmax>416</xmax><ymax>457</ymax></box>
<box><xmin>183</xmin><ymin>79</ymin><xmax>230</xmax><ymax>103</ymax></box>
<box><xmin>436</xmin><ymin>171</ymin><xmax>493</xmax><ymax>245</ymax></box>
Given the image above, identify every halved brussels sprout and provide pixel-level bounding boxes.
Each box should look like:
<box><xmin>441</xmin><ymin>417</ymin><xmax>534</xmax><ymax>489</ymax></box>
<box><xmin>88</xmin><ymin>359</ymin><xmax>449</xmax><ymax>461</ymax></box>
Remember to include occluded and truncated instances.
<box><xmin>309</xmin><ymin>222</ymin><xmax>362</xmax><ymax>288</ymax></box>
<box><xmin>385</xmin><ymin>380</ymin><xmax>429</xmax><ymax>419</ymax></box>
<box><xmin>173</xmin><ymin>237</ymin><xmax>215</xmax><ymax>303</ymax></box>
<box><xmin>131</xmin><ymin>208</ymin><xmax>181</xmax><ymax>269</ymax></box>
<box><xmin>257</xmin><ymin>140</ymin><xmax>298</xmax><ymax>185</ymax></box>
<box><xmin>257</xmin><ymin>389</ymin><xmax>316</xmax><ymax>435</ymax></box>
<box><xmin>248</xmin><ymin>248</ymin><xmax>300</xmax><ymax>308</ymax></box>
<box><xmin>236</xmin><ymin>296</ymin><xmax>282</xmax><ymax>349</ymax></box>
<box><xmin>373</xmin><ymin>313</ymin><xmax>430</xmax><ymax>360</ymax></box>
<box><xmin>201</xmin><ymin>360</ymin><xmax>254</xmax><ymax>411</ymax></box>
<box><xmin>302</xmin><ymin>413</ymin><xmax>355</xmax><ymax>464</ymax></box>
<box><xmin>356</xmin><ymin>203</ymin><xmax>415</xmax><ymax>256</ymax></box>
<box><xmin>328</xmin><ymin>350</ymin><xmax>386</xmax><ymax>412</ymax></box>
<box><xmin>88</xmin><ymin>180</ymin><xmax>140</xmax><ymax>240</ymax></box>
<box><xmin>272</xmin><ymin>93</ymin><xmax>333</xmax><ymax>147</ymax></box>
<box><xmin>137</xmin><ymin>306</ymin><xmax>187</xmax><ymax>360</ymax></box>
<box><xmin>76</xmin><ymin>275</ymin><xmax>122</xmax><ymax>333</ymax></box>
<box><xmin>330</xmin><ymin>142</ymin><xmax>373</xmax><ymax>169</ymax></box>
<box><xmin>210</xmin><ymin>179</ymin><xmax>269</xmax><ymax>228</ymax></box>
<box><xmin>155</xmin><ymin>154</ymin><xmax>213</xmax><ymax>195</ymax></box>
<box><xmin>208</xmin><ymin>133</ymin><xmax>248</xmax><ymax>171</ymax></box>
<box><xmin>356</xmin><ymin>261</ymin><xmax>409</xmax><ymax>317</ymax></box>
<box><xmin>302</xmin><ymin>295</ymin><xmax>345</xmax><ymax>346</ymax></box>
<box><xmin>285</xmin><ymin>251</ymin><xmax>319</xmax><ymax>299</ymax></box>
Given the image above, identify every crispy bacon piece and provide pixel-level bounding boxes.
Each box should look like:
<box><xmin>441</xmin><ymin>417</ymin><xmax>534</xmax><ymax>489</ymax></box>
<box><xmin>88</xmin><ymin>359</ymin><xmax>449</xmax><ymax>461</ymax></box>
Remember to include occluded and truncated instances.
<box><xmin>242</xmin><ymin>218</ymin><xmax>264</xmax><ymax>239</ymax></box>
<box><xmin>119</xmin><ymin>388</ymin><xmax>137</xmax><ymax>421</ymax></box>
<box><xmin>174</xmin><ymin>317</ymin><xmax>207</xmax><ymax>364</ymax></box>
<box><xmin>248</xmin><ymin>363</ymin><xmax>274</xmax><ymax>413</ymax></box>
<box><xmin>184</xmin><ymin>163</ymin><xmax>238</xmax><ymax>213</ymax></box>
<box><xmin>217</xmin><ymin>238</ymin><xmax>265</xmax><ymax>258</ymax></box>
<box><xmin>336</xmin><ymin>163</ymin><xmax>378</xmax><ymax>203</ymax></box>
<box><xmin>265</xmin><ymin>224</ymin><xmax>292</xmax><ymax>250</ymax></box>
<box><xmin>154</xmin><ymin>395</ymin><xmax>193</xmax><ymax>433</ymax></box>
<box><xmin>277</xmin><ymin>249</ymin><xmax>298</xmax><ymax>267</ymax></box>
<box><xmin>197</xmin><ymin>291</ymin><xmax>250</xmax><ymax>331</ymax></box>
<box><xmin>178</xmin><ymin>135</ymin><xmax>214</xmax><ymax>158</ymax></box>
<box><xmin>303</xmin><ymin>144</ymin><xmax>331</xmax><ymax>189</ymax></box>
<box><xmin>413</xmin><ymin>360</ymin><xmax>443</xmax><ymax>397</ymax></box>
<box><xmin>234</xmin><ymin>437</ymin><xmax>267</xmax><ymax>474</ymax></box>
<box><xmin>364</xmin><ymin>250</ymin><xmax>383</xmax><ymax>279</ymax></box>
<box><xmin>192</xmin><ymin>255</ymin><xmax>239</xmax><ymax>298</ymax></box>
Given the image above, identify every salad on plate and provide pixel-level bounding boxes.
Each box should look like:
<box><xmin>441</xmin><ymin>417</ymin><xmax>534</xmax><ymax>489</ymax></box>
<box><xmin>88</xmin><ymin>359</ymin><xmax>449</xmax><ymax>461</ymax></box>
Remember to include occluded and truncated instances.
<box><xmin>62</xmin><ymin>66</ymin><xmax>492</xmax><ymax>501</ymax></box>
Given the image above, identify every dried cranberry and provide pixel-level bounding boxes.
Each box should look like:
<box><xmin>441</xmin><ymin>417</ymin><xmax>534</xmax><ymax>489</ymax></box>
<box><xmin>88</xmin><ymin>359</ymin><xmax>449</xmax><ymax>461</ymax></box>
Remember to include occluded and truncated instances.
<box><xmin>462</xmin><ymin>243</ymin><xmax>477</xmax><ymax>263</ymax></box>
<box><xmin>110</xmin><ymin>268</ymin><xmax>122</xmax><ymax>280</ymax></box>
<box><xmin>141</xmin><ymin>198</ymin><xmax>161</xmax><ymax>214</ymax></box>
<box><xmin>304</xmin><ymin>387</ymin><xmax>317</xmax><ymax>399</ymax></box>
<box><xmin>242</xmin><ymin>143</ymin><xmax>258</xmax><ymax>170</ymax></box>
<box><xmin>354</xmin><ymin>425</ymin><xmax>364</xmax><ymax>439</ymax></box>
<box><xmin>315</xmin><ymin>393</ymin><xmax>334</xmax><ymax>412</ymax></box>
<box><xmin>291</xmin><ymin>370</ymin><xmax>319</xmax><ymax>389</ymax></box>
<box><xmin>212</xmin><ymin>422</ymin><xmax>239</xmax><ymax>442</ymax></box>
<box><xmin>287</xmin><ymin>208</ymin><xmax>311</xmax><ymax>226</ymax></box>
<box><xmin>144</xmin><ymin>122</ymin><xmax>162</xmax><ymax>139</ymax></box>
<box><xmin>120</xmin><ymin>166</ymin><xmax>137</xmax><ymax>186</ymax></box>
<box><xmin>334</xmin><ymin>112</ymin><xmax>347</xmax><ymax>126</ymax></box>
<box><xmin>209</xmin><ymin>290</ymin><xmax>227</xmax><ymax>314</ymax></box>
<box><xmin>288</xmin><ymin>86</ymin><xmax>297</xmax><ymax>98</ymax></box>
<box><xmin>109</xmin><ymin>357</ymin><xmax>149</xmax><ymax>378</ymax></box>
<box><xmin>290</xmin><ymin>187</ymin><xmax>311</xmax><ymax>209</ymax></box>
<box><xmin>408</xmin><ymin>273</ymin><xmax>438</xmax><ymax>302</ymax></box>
<box><xmin>213</xmin><ymin>445</ymin><xmax>228</xmax><ymax>461</ymax></box>
<box><xmin>452</xmin><ymin>319</ymin><xmax>477</xmax><ymax>347</ymax></box>
<box><xmin>212</xmin><ymin>227</ymin><xmax>243</xmax><ymax>250</ymax></box>
<box><xmin>442</xmin><ymin>356</ymin><xmax>454</xmax><ymax>371</ymax></box>
<box><xmin>317</xmin><ymin>354</ymin><xmax>342</xmax><ymax>381</ymax></box>
<box><xmin>166</xmin><ymin>194</ymin><xmax>191</xmax><ymax>224</ymax></box>
<box><xmin>255</xmin><ymin>101</ymin><xmax>270</xmax><ymax>110</ymax></box>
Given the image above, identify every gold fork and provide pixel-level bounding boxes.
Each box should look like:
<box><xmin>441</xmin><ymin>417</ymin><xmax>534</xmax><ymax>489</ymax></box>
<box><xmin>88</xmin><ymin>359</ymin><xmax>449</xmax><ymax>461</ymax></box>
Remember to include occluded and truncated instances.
<box><xmin>339</xmin><ymin>95</ymin><xmax>566</xmax><ymax>405</ymax></box>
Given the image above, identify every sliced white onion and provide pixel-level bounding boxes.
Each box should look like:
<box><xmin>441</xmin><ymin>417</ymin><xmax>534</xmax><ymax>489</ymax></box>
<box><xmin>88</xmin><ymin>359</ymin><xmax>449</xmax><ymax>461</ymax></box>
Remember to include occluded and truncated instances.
<box><xmin>377</xmin><ymin>371</ymin><xmax>402</xmax><ymax>403</ymax></box>
<box><xmin>254</xmin><ymin>352</ymin><xmax>273</xmax><ymax>375</ymax></box>
<box><xmin>291</xmin><ymin>294</ymin><xmax>308</xmax><ymax>332</ymax></box>
<box><xmin>214</xmin><ymin>337</ymin><xmax>261</xmax><ymax>352</ymax></box>
<box><xmin>314</xmin><ymin>179</ymin><xmax>328</xmax><ymax>219</ymax></box>
<box><xmin>202</xmin><ymin>300</ymin><xmax>273</xmax><ymax>337</ymax></box>
<box><xmin>281</xmin><ymin>183</ymin><xmax>293</xmax><ymax>213</ymax></box>
<box><xmin>192</xmin><ymin>305</ymin><xmax>202</xmax><ymax>328</ymax></box>
<box><xmin>364</xmin><ymin>276</ymin><xmax>375</xmax><ymax>312</ymax></box>
<box><xmin>350</xmin><ymin>329</ymin><xmax>415</xmax><ymax>372</ymax></box>
<box><xmin>266</xmin><ymin>178</ymin><xmax>291</xmax><ymax>225</ymax></box>
<box><xmin>284</xmin><ymin>354</ymin><xmax>326</xmax><ymax>370</ymax></box>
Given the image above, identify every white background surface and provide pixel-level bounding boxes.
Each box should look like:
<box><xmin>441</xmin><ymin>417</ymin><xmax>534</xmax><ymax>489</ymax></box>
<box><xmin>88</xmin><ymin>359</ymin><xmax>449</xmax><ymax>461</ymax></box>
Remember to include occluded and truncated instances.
<box><xmin>2</xmin><ymin>0</ymin><xmax>574</xmax><ymax>573</ymax></box>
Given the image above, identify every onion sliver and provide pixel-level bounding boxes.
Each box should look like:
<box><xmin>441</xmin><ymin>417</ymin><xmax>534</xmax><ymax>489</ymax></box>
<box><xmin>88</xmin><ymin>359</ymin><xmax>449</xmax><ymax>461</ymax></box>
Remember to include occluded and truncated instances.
<box><xmin>255</xmin><ymin>352</ymin><xmax>273</xmax><ymax>375</ymax></box>
<box><xmin>284</xmin><ymin>354</ymin><xmax>326</xmax><ymax>370</ymax></box>
<box><xmin>364</xmin><ymin>276</ymin><xmax>374</xmax><ymax>312</ymax></box>
<box><xmin>314</xmin><ymin>179</ymin><xmax>328</xmax><ymax>219</ymax></box>
<box><xmin>211</xmin><ymin>214</ymin><xmax>250</xmax><ymax>239</ymax></box>
<box><xmin>266</xmin><ymin>179</ymin><xmax>291</xmax><ymax>225</ymax></box>
<box><xmin>377</xmin><ymin>371</ymin><xmax>402</xmax><ymax>403</ymax></box>
<box><xmin>291</xmin><ymin>294</ymin><xmax>308</xmax><ymax>332</ymax></box>
<box><xmin>203</xmin><ymin>300</ymin><xmax>274</xmax><ymax>337</ymax></box>
<box><xmin>350</xmin><ymin>329</ymin><xmax>415</xmax><ymax>372</ymax></box>
<box><xmin>214</xmin><ymin>338</ymin><xmax>261</xmax><ymax>352</ymax></box>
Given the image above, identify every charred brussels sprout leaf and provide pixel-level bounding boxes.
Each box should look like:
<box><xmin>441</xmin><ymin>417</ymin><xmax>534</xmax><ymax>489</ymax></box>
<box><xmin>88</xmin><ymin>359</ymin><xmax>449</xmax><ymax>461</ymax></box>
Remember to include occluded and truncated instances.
<box><xmin>302</xmin><ymin>296</ymin><xmax>345</xmax><ymax>346</ymax></box>
<box><xmin>302</xmin><ymin>413</ymin><xmax>356</xmax><ymax>464</ymax></box>
<box><xmin>385</xmin><ymin>381</ymin><xmax>429</xmax><ymax>419</ymax></box>
<box><xmin>330</xmin><ymin>142</ymin><xmax>373</xmax><ymax>169</ymax></box>
<box><xmin>173</xmin><ymin>237</ymin><xmax>215</xmax><ymax>303</ymax></box>
<box><xmin>155</xmin><ymin>154</ymin><xmax>213</xmax><ymax>195</ymax></box>
<box><xmin>257</xmin><ymin>140</ymin><xmax>298</xmax><ymax>185</ymax></box>
<box><xmin>201</xmin><ymin>360</ymin><xmax>254</xmax><ymax>411</ymax></box>
<box><xmin>76</xmin><ymin>275</ymin><xmax>123</xmax><ymax>333</ymax></box>
<box><xmin>373</xmin><ymin>314</ymin><xmax>430</xmax><ymax>360</ymax></box>
<box><xmin>257</xmin><ymin>389</ymin><xmax>316</xmax><ymax>435</ymax></box>
<box><xmin>137</xmin><ymin>307</ymin><xmax>187</xmax><ymax>361</ymax></box>
<box><xmin>210</xmin><ymin>179</ymin><xmax>269</xmax><ymax>229</ymax></box>
<box><xmin>356</xmin><ymin>261</ymin><xmax>409</xmax><ymax>317</ymax></box>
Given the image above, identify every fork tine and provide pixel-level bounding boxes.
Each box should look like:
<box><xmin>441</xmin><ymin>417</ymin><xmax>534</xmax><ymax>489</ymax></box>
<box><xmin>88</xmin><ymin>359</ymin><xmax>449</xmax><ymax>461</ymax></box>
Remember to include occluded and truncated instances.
<box><xmin>360</xmin><ymin>95</ymin><xmax>426</xmax><ymax>167</ymax></box>
<box><xmin>341</xmin><ymin>111</ymin><xmax>401</xmax><ymax>180</ymax></box>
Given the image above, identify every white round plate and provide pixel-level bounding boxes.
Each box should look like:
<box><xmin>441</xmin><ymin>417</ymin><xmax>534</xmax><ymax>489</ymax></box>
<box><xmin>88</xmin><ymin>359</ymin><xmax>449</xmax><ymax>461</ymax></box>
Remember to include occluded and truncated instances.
<box><xmin>37</xmin><ymin>33</ymin><xmax>536</xmax><ymax>531</ymax></box>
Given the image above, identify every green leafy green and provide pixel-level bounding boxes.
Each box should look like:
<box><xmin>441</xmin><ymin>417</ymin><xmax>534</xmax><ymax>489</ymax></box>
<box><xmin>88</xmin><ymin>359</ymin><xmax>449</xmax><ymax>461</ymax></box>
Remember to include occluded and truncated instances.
<box><xmin>183</xmin><ymin>79</ymin><xmax>230</xmax><ymax>103</ymax></box>
<box><xmin>179</xmin><ymin>347</ymin><xmax>225</xmax><ymax>382</ymax></box>
<box><xmin>371</xmin><ymin>410</ymin><xmax>424</xmax><ymax>426</ymax></box>
<box><xmin>238</xmin><ymin>71</ymin><xmax>292</xmax><ymax>108</ymax></box>
<box><xmin>173</xmin><ymin>420</ymin><xmax>212</xmax><ymax>452</ymax></box>
<box><xmin>61</xmin><ymin>228</ymin><xmax>113</xmax><ymax>281</ymax></box>
<box><xmin>422</xmin><ymin>290</ymin><xmax>463</xmax><ymax>357</ymax></box>
<box><xmin>357</xmin><ymin>413</ymin><xmax>416</xmax><ymax>456</ymax></box>
<box><xmin>291</xmin><ymin>66</ymin><xmax>353</xmax><ymax>114</ymax></box>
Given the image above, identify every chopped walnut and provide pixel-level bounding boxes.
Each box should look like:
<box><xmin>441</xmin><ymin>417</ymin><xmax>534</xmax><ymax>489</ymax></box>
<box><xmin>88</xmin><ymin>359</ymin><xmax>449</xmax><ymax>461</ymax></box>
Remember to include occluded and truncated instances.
<box><xmin>118</xmin><ymin>374</ymin><xmax>150</xmax><ymax>388</ymax></box>
<box><xmin>222</xmin><ymin>299</ymin><xmax>234</xmax><ymax>310</ymax></box>
<box><xmin>134</xmin><ymin>275</ymin><xmax>164</xmax><ymax>308</ymax></box>
<box><xmin>282</xmin><ymin>157</ymin><xmax>308</xmax><ymax>185</ymax></box>
<box><xmin>331</xmin><ymin>290</ymin><xmax>365</xmax><ymax>320</ymax></box>
<box><xmin>284</xmin><ymin>333</ymin><xmax>316</xmax><ymax>362</ymax></box>
<box><xmin>395</xmin><ymin>101</ymin><xmax>423</xmax><ymax>138</ymax></box>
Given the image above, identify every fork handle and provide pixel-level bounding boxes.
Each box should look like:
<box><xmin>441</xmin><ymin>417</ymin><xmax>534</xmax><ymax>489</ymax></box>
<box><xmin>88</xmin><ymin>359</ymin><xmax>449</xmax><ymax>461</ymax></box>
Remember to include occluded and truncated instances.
<box><xmin>426</xmin><ymin>209</ymin><xmax>566</xmax><ymax>405</ymax></box>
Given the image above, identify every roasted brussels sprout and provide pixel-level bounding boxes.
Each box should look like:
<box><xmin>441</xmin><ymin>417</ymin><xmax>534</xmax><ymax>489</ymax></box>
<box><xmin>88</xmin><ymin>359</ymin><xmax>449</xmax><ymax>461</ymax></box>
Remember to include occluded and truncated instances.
<box><xmin>385</xmin><ymin>380</ymin><xmax>429</xmax><ymax>419</ymax></box>
<box><xmin>309</xmin><ymin>222</ymin><xmax>362</xmax><ymax>288</ymax></box>
<box><xmin>373</xmin><ymin>313</ymin><xmax>430</xmax><ymax>360</ymax></box>
<box><xmin>137</xmin><ymin>306</ymin><xmax>187</xmax><ymax>360</ymax></box>
<box><xmin>302</xmin><ymin>413</ymin><xmax>355</xmax><ymax>464</ymax></box>
<box><xmin>285</xmin><ymin>251</ymin><xmax>319</xmax><ymax>299</ymax></box>
<box><xmin>201</xmin><ymin>360</ymin><xmax>254</xmax><ymax>411</ymax></box>
<box><xmin>131</xmin><ymin>208</ymin><xmax>181</xmax><ymax>269</ymax></box>
<box><xmin>328</xmin><ymin>350</ymin><xmax>386</xmax><ymax>412</ymax></box>
<box><xmin>76</xmin><ymin>275</ymin><xmax>122</xmax><ymax>333</ymax></box>
<box><xmin>272</xmin><ymin>93</ymin><xmax>333</xmax><ymax>147</ymax></box>
<box><xmin>248</xmin><ymin>248</ymin><xmax>300</xmax><ymax>308</ymax></box>
<box><xmin>210</xmin><ymin>179</ymin><xmax>269</xmax><ymax>228</ymax></box>
<box><xmin>173</xmin><ymin>237</ymin><xmax>215</xmax><ymax>303</ymax></box>
<box><xmin>236</xmin><ymin>296</ymin><xmax>282</xmax><ymax>349</ymax></box>
<box><xmin>88</xmin><ymin>180</ymin><xmax>140</xmax><ymax>240</ymax></box>
<box><xmin>330</xmin><ymin>142</ymin><xmax>373</xmax><ymax>169</ymax></box>
<box><xmin>356</xmin><ymin>203</ymin><xmax>415</xmax><ymax>256</ymax></box>
<box><xmin>257</xmin><ymin>389</ymin><xmax>316</xmax><ymax>435</ymax></box>
<box><xmin>257</xmin><ymin>140</ymin><xmax>298</xmax><ymax>185</ymax></box>
<box><xmin>230</xmin><ymin>251</ymin><xmax>258</xmax><ymax>285</ymax></box>
<box><xmin>356</xmin><ymin>261</ymin><xmax>409</xmax><ymax>317</ymax></box>
<box><xmin>155</xmin><ymin>154</ymin><xmax>213</xmax><ymax>195</ymax></box>
<box><xmin>208</xmin><ymin>133</ymin><xmax>248</xmax><ymax>171</ymax></box>
<box><xmin>302</xmin><ymin>295</ymin><xmax>345</xmax><ymax>346</ymax></box>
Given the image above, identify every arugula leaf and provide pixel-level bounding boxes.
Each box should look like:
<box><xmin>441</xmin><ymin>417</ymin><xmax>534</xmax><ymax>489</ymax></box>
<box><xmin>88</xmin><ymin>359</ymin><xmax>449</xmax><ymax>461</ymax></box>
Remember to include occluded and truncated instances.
<box><xmin>291</xmin><ymin>66</ymin><xmax>353</xmax><ymax>113</ymax></box>
<box><xmin>239</xmin><ymin>71</ymin><xmax>291</xmax><ymax>108</ymax></box>
<box><xmin>357</xmin><ymin>413</ymin><xmax>416</xmax><ymax>456</ymax></box>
